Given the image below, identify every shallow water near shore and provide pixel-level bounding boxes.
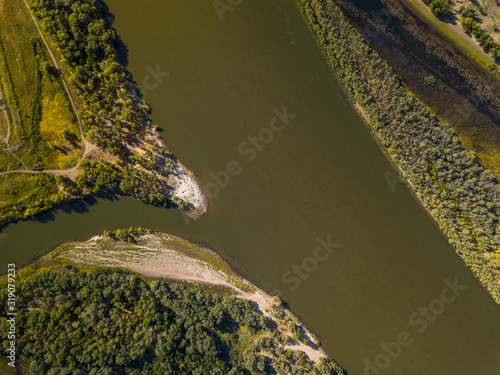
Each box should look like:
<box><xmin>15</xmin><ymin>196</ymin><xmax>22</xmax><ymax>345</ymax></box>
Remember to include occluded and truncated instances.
<box><xmin>1</xmin><ymin>0</ymin><xmax>500</xmax><ymax>374</ymax></box>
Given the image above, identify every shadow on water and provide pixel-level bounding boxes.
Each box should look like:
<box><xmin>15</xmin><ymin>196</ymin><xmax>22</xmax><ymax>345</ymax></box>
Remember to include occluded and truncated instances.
<box><xmin>0</xmin><ymin>194</ymin><xmax>118</xmax><ymax>232</ymax></box>
<box><xmin>347</xmin><ymin>0</ymin><xmax>385</xmax><ymax>14</ymax></box>
<box><xmin>102</xmin><ymin>1</ymin><xmax>155</xmax><ymax>104</ymax></box>
<box><xmin>102</xmin><ymin>1</ymin><xmax>129</xmax><ymax>68</ymax></box>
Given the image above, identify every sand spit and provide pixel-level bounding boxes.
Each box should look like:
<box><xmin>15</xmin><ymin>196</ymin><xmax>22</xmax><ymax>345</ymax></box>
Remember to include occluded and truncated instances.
<box><xmin>56</xmin><ymin>232</ymin><xmax>327</xmax><ymax>364</ymax></box>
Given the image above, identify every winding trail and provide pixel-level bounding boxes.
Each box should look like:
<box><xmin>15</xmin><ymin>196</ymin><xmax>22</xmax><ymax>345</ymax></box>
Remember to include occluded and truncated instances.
<box><xmin>0</xmin><ymin>88</ymin><xmax>29</xmax><ymax>170</ymax></box>
<box><xmin>1</xmin><ymin>0</ymin><xmax>207</xmax><ymax>216</ymax></box>
<box><xmin>0</xmin><ymin>89</ymin><xmax>11</xmax><ymax>144</ymax></box>
<box><xmin>21</xmin><ymin>0</ymin><xmax>87</xmax><ymax>147</ymax></box>
<box><xmin>0</xmin><ymin>0</ymin><xmax>97</xmax><ymax>178</ymax></box>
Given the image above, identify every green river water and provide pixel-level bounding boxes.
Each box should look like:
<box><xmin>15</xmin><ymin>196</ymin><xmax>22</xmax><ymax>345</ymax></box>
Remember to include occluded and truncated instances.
<box><xmin>1</xmin><ymin>0</ymin><xmax>499</xmax><ymax>373</ymax></box>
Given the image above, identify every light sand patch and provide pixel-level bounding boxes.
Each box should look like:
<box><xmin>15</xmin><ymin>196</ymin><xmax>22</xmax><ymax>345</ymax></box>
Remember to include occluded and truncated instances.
<box><xmin>56</xmin><ymin>232</ymin><xmax>328</xmax><ymax>364</ymax></box>
<box><xmin>63</xmin><ymin>236</ymin><xmax>232</xmax><ymax>287</ymax></box>
<box><xmin>169</xmin><ymin>161</ymin><xmax>207</xmax><ymax>217</ymax></box>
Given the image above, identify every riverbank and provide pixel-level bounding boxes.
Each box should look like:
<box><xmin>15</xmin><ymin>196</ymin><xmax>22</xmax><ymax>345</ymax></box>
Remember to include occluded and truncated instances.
<box><xmin>297</xmin><ymin>0</ymin><xmax>500</xmax><ymax>303</ymax></box>
<box><xmin>350</xmin><ymin>0</ymin><xmax>500</xmax><ymax>178</ymax></box>
<box><xmin>11</xmin><ymin>229</ymin><xmax>345</xmax><ymax>373</ymax></box>
<box><xmin>53</xmin><ymin>231</ymin><xmax>328</xmax><ymax>364</ymax></box>
<box><xmin>0</xmin><ymin>0</ymin><xmax>207</xmax><ymax>227</ymax></box>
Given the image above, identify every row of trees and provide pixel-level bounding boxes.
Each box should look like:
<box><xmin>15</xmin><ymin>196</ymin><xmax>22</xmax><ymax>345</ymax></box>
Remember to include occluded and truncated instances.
<box><xmin>76</xmin><ymin>159</ymin><xmax>170</xmax><ymax>206</ymax></box>
<box><xmin>0</xmin><ymin>265</ymin><xmax>345</xmax><ymax>374</ymax></box>
<box><xmin>299</xmin><ymin>0</ymin><xmax>500</xmax><ymax>302</ymax></box>
<box><xmin>29</xmin><ymin>0</ymin><xmax>151</xmax><ymax>156</ymax></box>
<box><xmin>14</xmin><ymin>0</ymin><xmax>182</xmax><ymax>223</ymax></box>
<box><xmin>102</xmin><ymin>227</ymin><xmax>154</xmax><ymax>243</ymax></box>
<box><xmin>421</xmin><ymin>1</ymin><xmax>500</xmax><ymax>58</ymax></box>
<box><xmin>27</xmin><ymin>38</ymin><xmax>44</xmax><ymax>170</ymax></box>
<box><xmin>458</xmin><ymin>6</ymin><xmax>500</xmax><ymax>58</ymax></box>
<box><xmin>0</xmin><ymin>174</ymin><xmax>65</xmax><ymax>228</ymax></box>
<box><xmin>428</xmin><ymin>0</ymin><xmax>450</xmax><ymax>17</ymax></box>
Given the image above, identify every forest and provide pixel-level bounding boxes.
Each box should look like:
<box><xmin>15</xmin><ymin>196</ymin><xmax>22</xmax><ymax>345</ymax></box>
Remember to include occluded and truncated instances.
<box><xmin>0</xmin><ymin>265</ymin><xmax>345</xmax><ymax>375</ymax></box>
<box><xmin>299</xmin><ymin>0</ymin><xmax>500</xmax><ymax>303</ymax></box>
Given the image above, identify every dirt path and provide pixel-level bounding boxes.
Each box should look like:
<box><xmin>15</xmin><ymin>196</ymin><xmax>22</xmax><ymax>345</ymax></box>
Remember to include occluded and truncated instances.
<box><xmin>0</xmin><ymin>165</ymin><xmax>81</xmax><ymax>178</ymax></box>
<box><xmin>21</xmin><ymin>0</ymin><xmax>93</xmax><ymax>157</ymax></box>
<box><xmin>0</xmin><ymin>87</ymin><xmax>22</xmax><ymax>147</ymax></box>
<box><xmin>0</xmin><ymin>89</ymin><xmax>11</xmax><ymax>144</ymax></box>
<box><xmin>0</xmin><ymin>88</ymin><xmax>30</xmax><ymax>170</ymax></box>
<box><xmin>0</xmin><ymin>0</ymin><xmax>97</xmax><ymax>178</ymax></box>
<box><xmin>2</xmin><ymin>1</ymin><xmax>207</xmax><ymax>217</ymax></box>
<box><xmin>5</xmin><ymin>149</ymin><xmax>27</xmax><ymax>169</ymax></box>
<box><xmin>0</xmin><ymin>169</ymin><xmax>41</xmax><ymax>176</ymax></box>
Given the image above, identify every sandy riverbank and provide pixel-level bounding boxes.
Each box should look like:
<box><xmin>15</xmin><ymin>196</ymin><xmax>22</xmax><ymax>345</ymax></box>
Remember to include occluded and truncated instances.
<box><xmin>55</xmin><ymin>232</ymin><xmax>328</xmax><ymax>364</ymax></box>
<box><xmin>168</xmin><ymin>161</ymin><xmax>208</xmax><ymax>219</ymax></box>
<box><xmin>143</xmin><ymin>127</ymin><xmax>208</xmax><ymax>219</ymax></box>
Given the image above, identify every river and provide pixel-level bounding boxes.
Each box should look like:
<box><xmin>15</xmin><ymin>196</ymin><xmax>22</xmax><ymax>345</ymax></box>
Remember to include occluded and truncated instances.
<box><xmin>1</xmin><ymin>0</ymin><xmax>499</xmax><ymax>374</ymax></box>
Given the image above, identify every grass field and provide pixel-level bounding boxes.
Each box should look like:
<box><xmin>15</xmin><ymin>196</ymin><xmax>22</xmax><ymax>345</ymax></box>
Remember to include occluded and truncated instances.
<box><xmin>0</xmin><ymin>173</ymin><xmax>60</xmax><ymax>224</ymax></box>
<box><xmin>37</xmin><ymin>78</ymin><xmax>82</xmax><ymax>169</ymax></box>
<box><xmin>0</xmin><ymin>0</ymin><xmax>82</xmax><ymax>172</ymax></box>
<box><xmin>0</xmin><ymin>151</ymin><xmax>22</xmax><ymax>171</ymax></box>
<box><xmin>0</xmin><ymin>0</ymin><xmax>85</xmax><ymax>224</ymax></box>
<box><xmin>0</xmin><ymin>173</ymin><xmax>56</xmax><ymax>208</ymax></box>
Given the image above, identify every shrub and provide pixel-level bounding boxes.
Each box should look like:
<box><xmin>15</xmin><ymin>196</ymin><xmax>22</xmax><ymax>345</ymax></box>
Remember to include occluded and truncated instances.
<box><xmin>424</xmin><ymin>75</ymin><xmax>437</xmax><ymax>86</ymax></box>
<box><xmin>430</xmin><ymin>0</ymin><xmax>450</xmax><ymax>16</ymax></box>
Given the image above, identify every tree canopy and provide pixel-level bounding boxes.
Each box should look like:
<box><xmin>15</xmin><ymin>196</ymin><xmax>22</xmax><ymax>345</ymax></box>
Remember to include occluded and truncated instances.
<box><xmin>0</xmin><ymin>266</ymin><xmax>344</xmax><ymax>374</ymax></box>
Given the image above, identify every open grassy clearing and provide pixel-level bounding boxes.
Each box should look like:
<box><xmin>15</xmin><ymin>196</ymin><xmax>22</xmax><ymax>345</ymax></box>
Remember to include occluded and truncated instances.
<box><xmin>0</xmin><ymin>0</ymin><xmax>86</xmax><ymax>227</ymax></box>
<box><xmin>0</xmin><ymin>151</ymin><xmax>22</xmax><ymax>171</ymax></box>
<box><xmin>36</xmin><ymin>75</ymin><xmax>83</xmax><ymax>169</ymax></box>
<box><xmin>0</xmin><ymin>173</ymin><xmax>61</xmax><ymax>224</ymax></box>
<box><xmin>0</xmin><ymin>102</ymin><xmax>8</xmax><ymax>140</ymax></box>
<box><xmin>0</xmin><ymin>40</ymin><xmax>21</xmax><ymax>146</ymax></box>
<box><xmin>0</xmin><ymin>0</ymin><xmax>82</xmax><ymax>172</ymax></box>
<box><xmin>0</xmin><ymin>0</ymin><xmax>36</xmax><ymax>146</ymax></box>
